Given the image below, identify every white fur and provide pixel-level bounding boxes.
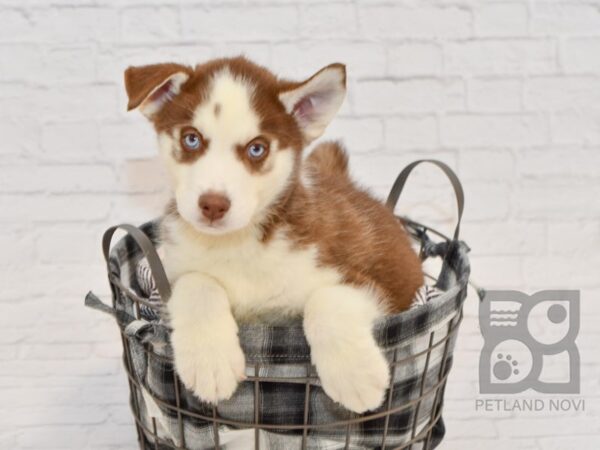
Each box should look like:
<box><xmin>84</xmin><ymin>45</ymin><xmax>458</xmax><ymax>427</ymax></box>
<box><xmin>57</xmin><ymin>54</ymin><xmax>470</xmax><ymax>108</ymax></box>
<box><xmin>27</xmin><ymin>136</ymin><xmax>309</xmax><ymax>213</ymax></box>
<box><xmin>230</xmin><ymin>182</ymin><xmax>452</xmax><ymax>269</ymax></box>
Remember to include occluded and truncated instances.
<box><xmin>148</xmin><ymin>65</ymin><xmax>386</xmax><ymax>413</ymax></box>
<box><xmin>167</xmin><ymin>272</ymin><xmax>246</xmax><ymax>403</ymax></box>
<box><xmin>304</xmin><ymin>285</ymin><xmax>389</xmax><ymax>413</ymax></box>
<box><xmin>163</xmin><ymin>203</ymin><xmax>388</xmax><ymax>412</ymax></box>
<box><xmin>158</xmin><ymin>70</ymin><xmax>295</xmax><ymax>235</ymax></box>
<box><xmin>163</xmin><ymin>216</ymin><xmax>342</xmax><ymax>320</ymax></box>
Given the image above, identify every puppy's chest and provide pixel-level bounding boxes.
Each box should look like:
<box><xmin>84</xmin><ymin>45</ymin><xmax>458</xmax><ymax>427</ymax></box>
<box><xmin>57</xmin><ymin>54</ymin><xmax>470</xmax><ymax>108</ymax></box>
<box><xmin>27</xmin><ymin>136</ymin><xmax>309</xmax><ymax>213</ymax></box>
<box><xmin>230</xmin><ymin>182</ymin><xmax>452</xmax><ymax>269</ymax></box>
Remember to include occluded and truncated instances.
<box><xmin>164</xmin><ymin>231</ymin><xmax>341</xmax><ymax>317</ymax></box>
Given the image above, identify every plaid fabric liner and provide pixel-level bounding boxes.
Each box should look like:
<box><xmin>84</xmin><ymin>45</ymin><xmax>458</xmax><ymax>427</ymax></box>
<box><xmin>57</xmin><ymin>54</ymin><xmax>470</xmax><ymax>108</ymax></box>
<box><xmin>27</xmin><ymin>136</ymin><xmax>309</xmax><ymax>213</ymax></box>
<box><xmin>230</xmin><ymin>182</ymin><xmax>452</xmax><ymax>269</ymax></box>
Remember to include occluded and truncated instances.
<box><xmin>103</xmin><ymin>219</ymin><xmax>471</xmax><ymax>450</ymax></box>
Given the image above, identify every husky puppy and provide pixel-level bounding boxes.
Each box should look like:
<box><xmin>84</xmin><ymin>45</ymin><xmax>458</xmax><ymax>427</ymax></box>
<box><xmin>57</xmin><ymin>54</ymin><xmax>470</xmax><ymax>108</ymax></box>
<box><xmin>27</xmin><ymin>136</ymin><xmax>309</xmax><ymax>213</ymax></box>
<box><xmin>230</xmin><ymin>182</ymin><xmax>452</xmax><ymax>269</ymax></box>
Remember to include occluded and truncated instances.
<box><xmin>124</xmin><ymin>57</ymin><xmax>423</xmax><ymax>413</ymax></box>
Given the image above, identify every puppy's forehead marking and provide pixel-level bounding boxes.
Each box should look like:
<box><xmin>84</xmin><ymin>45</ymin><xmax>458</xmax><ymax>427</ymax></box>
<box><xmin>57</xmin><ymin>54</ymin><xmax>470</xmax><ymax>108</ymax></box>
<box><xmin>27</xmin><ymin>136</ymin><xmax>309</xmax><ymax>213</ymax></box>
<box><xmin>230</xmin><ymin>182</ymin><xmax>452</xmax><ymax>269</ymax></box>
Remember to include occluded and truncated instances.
<box><xmin>193</xmin><ymin>70</ymin><xmax>260</xmax><ymax>146</ymax></box>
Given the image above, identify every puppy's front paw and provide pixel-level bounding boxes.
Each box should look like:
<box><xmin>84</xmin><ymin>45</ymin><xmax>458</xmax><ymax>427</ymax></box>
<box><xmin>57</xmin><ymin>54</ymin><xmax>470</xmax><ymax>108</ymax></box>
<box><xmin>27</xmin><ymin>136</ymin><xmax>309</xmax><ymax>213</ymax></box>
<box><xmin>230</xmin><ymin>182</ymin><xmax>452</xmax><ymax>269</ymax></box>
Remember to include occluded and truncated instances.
<box><xmin>171</xmin><ymin>326</ymin><xmax>246</xmax><ymax>404</ymax></box>
<box><xmin>314</xmin><ymin>341</ymin><xmax>390</xmax><ymax>414</ymax></box>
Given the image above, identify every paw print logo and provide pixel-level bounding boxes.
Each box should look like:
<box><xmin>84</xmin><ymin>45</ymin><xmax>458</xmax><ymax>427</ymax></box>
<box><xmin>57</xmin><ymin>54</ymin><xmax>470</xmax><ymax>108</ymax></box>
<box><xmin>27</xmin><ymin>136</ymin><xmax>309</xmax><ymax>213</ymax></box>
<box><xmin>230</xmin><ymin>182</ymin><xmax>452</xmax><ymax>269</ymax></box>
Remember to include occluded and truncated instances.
<box><xmin>485</xmin><ymin>338</ymin><xmax>531</xmax><ymax>387</ymax></box>
<box><xmin>479</xmin><ymin>290</ymin><xmax>580</xmax><ymax>394</ymax></box>
<box><xmin>494</xmin><ymin>353</ymin><xmax>519</xmax><ymax>380</ymax></box>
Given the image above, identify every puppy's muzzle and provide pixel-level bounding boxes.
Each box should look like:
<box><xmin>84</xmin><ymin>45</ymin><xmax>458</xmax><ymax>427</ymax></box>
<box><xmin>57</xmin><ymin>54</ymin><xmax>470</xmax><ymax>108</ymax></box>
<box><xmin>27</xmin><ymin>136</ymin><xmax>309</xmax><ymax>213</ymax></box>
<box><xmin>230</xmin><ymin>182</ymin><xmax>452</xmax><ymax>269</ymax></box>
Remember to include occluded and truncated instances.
<box><xmin>198</xmin><ymin>192</ymin><xmax>231</xmax><ymax>222</ymax></box>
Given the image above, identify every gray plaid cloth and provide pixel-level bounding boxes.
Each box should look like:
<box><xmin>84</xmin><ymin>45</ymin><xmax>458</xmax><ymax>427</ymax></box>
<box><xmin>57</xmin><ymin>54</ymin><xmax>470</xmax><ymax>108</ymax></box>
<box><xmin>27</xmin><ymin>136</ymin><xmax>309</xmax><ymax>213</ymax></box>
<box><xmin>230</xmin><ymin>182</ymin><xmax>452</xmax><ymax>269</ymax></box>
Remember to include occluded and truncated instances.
<box><xmin>92</xmin><ymin>219</ymin><xmax>470</xmax><ymax>450</ymax></box>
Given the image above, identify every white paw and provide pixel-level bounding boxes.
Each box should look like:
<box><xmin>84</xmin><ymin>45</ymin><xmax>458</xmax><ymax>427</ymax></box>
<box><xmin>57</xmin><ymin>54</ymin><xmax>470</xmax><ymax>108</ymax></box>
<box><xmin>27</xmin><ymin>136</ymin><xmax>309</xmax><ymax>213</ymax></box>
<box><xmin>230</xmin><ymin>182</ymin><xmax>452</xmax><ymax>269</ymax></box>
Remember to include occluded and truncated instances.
<box><xmin>167</xmin><ymin>273</ymin><xmax>246</xmax><ymax>404</ymax></box>
<box><xmin>170</xmin><ymin>326</ymin><xmax>246</xmax><ymax>404</ymax></box>
<box><xmin>313</xmin><ymin>341</ymin><xmax>390</xmax><ymax>414</ymax></box>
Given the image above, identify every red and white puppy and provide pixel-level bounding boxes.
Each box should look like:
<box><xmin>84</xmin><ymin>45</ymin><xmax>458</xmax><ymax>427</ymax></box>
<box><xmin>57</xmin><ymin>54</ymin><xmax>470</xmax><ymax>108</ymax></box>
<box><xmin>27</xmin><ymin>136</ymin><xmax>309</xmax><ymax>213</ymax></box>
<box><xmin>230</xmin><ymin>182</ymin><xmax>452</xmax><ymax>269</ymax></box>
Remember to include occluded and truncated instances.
<box><xmin>124</xmin><ymin>57</ymin><xmax>423</xmax><ymax>413</ymax></box>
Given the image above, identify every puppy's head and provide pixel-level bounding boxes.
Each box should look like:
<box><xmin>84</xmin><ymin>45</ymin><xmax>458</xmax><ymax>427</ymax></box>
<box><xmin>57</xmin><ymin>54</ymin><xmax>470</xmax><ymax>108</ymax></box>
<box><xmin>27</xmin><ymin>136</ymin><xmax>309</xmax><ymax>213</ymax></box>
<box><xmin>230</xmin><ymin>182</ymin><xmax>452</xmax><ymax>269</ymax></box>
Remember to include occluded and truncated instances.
<box><xmin>124</xmin><ymin>57</ymin><xmax>345</xmax><ymax>235</ymax></box>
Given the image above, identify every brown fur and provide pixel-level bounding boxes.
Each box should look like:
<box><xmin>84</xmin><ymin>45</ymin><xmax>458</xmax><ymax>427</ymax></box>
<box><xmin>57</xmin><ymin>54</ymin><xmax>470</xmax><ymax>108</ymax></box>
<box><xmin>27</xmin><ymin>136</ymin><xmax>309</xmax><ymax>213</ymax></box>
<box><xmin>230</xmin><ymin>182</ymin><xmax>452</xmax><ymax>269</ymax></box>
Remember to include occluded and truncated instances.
<box><xmin>124</xmin><ymin>63</ymin><xmax>192</xmax><ymax>111</ymax></box>
<box><xmin>279</xmin><ymin>62</ymin><xmax>347</xmax><ymax>101</ymax></box>
<box><xmin>127</xmin><ymin>57</ymin><xmax>304</xmax><ymax>155</ymax></box>
<box><xmin>305</xmin><ymin>141</ymin><xmax>349</xmax><ymax>178</ymax></box>
<box><xmin>126</xmin><ymin>57</ymin><xmax>423</xmax><ymax>313</ymax></box>
<box><xmin>279</xmin><ymin>142</ymin><xmax>423</xmax><ymax>313</ymax></box>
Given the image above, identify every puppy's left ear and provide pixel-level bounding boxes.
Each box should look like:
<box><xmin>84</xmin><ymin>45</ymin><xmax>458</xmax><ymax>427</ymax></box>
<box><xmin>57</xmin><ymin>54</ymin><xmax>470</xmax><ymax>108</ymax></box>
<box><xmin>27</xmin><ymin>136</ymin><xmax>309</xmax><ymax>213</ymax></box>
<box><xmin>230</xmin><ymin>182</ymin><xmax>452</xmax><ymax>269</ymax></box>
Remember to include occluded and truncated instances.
<box><xmin>279</xmin><ymin>63</ymin><xmax>346</xmax><ymax>143</ymax></box>
<box><xmin>124</xmin><ymin>63</ymin><xmax>192</xmax><ymax>118</ymax></box>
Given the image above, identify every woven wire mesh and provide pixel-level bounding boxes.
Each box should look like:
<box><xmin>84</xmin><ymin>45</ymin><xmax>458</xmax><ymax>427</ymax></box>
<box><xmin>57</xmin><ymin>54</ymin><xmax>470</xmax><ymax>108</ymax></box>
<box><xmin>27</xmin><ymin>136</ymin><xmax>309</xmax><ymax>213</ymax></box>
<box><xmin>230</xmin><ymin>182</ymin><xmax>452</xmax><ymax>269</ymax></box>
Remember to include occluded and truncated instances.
<box><xmin>105</xmin><ymin>217</ymin><xmax>468</xmax><ymax>450</ymax></box>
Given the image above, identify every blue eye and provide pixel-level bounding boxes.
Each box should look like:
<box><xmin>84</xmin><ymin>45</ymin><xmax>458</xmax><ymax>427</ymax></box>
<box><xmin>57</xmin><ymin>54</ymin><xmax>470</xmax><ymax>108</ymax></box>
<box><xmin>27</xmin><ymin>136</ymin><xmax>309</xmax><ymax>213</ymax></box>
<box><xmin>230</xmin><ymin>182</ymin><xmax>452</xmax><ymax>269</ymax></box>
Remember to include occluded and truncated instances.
<box><xmin>247</xmin><ymin>142</ymin><xmax>267</xmax><ymax>159</ymax></box>
<box><xmin>182</xmin><ymin>131</ymin><xmax>201</xmax><ymax>151</ymax></box>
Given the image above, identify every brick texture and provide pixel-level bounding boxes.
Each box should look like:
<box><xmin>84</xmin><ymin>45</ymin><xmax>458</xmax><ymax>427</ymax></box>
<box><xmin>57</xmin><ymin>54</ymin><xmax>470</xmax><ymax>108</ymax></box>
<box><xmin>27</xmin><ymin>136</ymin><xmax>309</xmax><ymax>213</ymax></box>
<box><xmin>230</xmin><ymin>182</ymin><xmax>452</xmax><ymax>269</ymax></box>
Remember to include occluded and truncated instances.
<box><xmin>0</xmin><ymin>1</ymin><xmax>598</xmax><ymax>449</ymax></box>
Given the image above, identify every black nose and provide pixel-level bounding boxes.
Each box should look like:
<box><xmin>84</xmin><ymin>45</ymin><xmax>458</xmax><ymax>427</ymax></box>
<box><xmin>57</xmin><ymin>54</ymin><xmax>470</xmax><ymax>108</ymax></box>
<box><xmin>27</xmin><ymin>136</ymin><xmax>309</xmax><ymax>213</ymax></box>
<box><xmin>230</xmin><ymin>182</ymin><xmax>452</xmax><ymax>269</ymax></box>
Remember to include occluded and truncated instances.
<box><xmin>198</xmin><ymin>192</ymin><xmax>230</xmax><ymax>221</ymax></box>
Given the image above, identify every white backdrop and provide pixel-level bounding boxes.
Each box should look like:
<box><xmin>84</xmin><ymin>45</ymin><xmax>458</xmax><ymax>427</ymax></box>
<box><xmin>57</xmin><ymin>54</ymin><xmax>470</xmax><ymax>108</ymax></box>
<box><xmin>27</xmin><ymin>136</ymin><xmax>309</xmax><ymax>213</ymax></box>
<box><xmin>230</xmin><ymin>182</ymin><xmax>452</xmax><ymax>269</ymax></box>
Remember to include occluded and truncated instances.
<box><xmin>1</xmin><ymin>1</ymin><xmax>599</xmax><ymax>449</ymax></box>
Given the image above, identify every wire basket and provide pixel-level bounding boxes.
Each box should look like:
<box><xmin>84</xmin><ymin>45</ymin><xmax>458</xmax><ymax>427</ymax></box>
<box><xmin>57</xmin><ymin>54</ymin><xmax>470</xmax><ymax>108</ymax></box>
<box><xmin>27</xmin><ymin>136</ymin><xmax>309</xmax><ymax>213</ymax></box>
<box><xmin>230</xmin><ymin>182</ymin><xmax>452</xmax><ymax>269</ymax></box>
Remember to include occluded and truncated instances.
<box><xmin>86</xmin><ymin>160</ymin><xmax>473</xmax><ymax>450</ymax></box>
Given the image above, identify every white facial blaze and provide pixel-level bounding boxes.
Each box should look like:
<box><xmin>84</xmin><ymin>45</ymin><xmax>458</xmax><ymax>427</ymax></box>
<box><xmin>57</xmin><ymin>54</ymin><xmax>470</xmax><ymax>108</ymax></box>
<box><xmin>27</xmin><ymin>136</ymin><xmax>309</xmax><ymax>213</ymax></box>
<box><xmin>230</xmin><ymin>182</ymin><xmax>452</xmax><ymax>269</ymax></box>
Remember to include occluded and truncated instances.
<box><xmin>159</xmin><ymin>70</ymin><xmax>295</xmax><ymax>235</ymax></box>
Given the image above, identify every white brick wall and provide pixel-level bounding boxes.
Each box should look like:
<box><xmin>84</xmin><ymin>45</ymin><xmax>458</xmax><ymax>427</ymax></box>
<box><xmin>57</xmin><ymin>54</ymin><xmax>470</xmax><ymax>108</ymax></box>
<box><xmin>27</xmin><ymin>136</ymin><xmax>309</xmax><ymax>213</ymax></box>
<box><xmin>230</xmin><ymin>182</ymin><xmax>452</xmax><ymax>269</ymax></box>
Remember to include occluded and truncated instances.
<box><xmin>1</xmin><ymin>1</ymin><xmax>598</xmax><ymax>449</ymax></box>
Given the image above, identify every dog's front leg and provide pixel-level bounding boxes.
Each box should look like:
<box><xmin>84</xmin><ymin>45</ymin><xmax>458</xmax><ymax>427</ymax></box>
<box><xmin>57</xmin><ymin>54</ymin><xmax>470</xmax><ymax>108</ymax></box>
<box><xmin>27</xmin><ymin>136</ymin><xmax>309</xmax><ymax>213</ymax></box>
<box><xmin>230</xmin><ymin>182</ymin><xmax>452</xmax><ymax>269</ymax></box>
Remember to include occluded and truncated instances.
<box><xmin>167</xmin><ymin>272</ymin><xmax>246</xmax><ymax>403</ymax></box>
<box><xmin>303</xmin><ymin>285</ymin><xmax>390</xmax><ymax>413</ymax></box>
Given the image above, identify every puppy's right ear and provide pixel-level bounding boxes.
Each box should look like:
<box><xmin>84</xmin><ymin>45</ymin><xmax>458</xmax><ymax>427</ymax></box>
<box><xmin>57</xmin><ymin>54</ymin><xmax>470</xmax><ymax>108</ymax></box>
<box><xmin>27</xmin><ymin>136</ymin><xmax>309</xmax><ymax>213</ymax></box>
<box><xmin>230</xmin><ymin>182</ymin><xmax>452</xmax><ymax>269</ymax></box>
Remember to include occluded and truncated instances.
<box><xmin>124</xmin><ymin>63</ymin><xmax>192</xmax><ymax>118</ymax></box>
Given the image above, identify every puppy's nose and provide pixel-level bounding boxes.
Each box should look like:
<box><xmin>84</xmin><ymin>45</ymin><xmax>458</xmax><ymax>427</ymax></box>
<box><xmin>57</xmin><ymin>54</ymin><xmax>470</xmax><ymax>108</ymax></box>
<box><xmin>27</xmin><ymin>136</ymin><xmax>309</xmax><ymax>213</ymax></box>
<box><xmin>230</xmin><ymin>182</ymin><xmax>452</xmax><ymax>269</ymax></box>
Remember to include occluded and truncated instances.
<box><xmin>198</xmin><ymin>192</ymin><xmax>230</xmax><ymax>221</ymax></box>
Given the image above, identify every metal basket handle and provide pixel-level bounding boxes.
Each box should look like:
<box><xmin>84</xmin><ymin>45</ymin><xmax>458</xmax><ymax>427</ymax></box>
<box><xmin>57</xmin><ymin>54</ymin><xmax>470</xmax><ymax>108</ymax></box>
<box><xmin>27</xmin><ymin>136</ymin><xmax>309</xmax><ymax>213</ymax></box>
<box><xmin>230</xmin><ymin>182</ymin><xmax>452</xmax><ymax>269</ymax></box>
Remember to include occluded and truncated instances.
<box><xmin>102</xmin><ymin>224</ymin><xmax>172</xmax><ymax>302</ymax></box>
<box><xmin>386</xmin><ymin>160</ymin><xmax>464</xmax><ymax>240</ymax></box>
